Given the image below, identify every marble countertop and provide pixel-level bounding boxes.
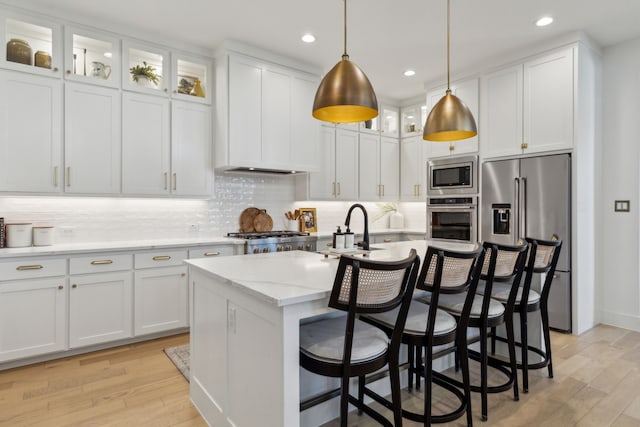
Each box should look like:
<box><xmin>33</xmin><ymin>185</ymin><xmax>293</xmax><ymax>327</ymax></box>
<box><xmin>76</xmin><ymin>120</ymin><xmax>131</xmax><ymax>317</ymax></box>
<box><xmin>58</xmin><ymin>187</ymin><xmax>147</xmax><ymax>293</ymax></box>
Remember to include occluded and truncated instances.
<box><xmin>0</xmin><ymin>236</ymin><xmax>246</xmax><ymax>258</ymax></box>
<box><xmin>186</xmin><ymin>239</ymin><xmax>476</xmax><ymax>307</ymax></box>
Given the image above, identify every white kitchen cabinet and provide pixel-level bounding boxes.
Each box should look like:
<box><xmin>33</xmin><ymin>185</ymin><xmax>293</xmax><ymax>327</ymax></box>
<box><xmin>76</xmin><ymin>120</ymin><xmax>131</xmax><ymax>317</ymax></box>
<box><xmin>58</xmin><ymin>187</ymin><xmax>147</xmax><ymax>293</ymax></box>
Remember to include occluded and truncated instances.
<box><xmin>425</xmin><ymin>78</ymin><xmax>479</xmax><ymax>158</ymax></box>
<box><xmin>400</xmin><ymin>103</ymin><xmax>427</xmax><ymax>138</ymax></box>
<box><xmin>0</xmin><ymin>70</ymin><xmax>62</xmax><ymax>193</ymax></box>
<box><xmin>63</xmin><ymin>26</ymin><xmax>120</xmax><ymax>88</ymax></box>
<box><xmin>134</xmin><ymin>250</ymin><xmax>189</xmax><ymax>335</ymax></box>
<box><xmin>122</xmin><ymin>92</ymin><xmax>170</xmax><ymax>194</ymax></box>
<box><xmin>134</xmin><ymin>258</ymin><xmax>188</xmax><ymax>336</ymax></box>
<box><xmin>373</xmin><ymin>234</ymin><xmax>403</xmax><ymax>244</ymax></box>
<box><xmin>172</xmin><ymin>52</ymin><xmax>211</xmax><ymax>105</ymax></box>
<box><xmin>68</xmin><ymin>254</ymin><xmax>133</xmax><ymax>349</ymax></box>
<box><xmin>171</xmin><ymin>100</ymin><xmax>213</xmax><ymax>196</ymax></box>
<box><xmin>359</xmin><ymin>134</ymin><xmax>399</xmax><ymax>201</ymax></box>
<box><xmin>400</xmin><ymin>136</ymin><xmax>429</xmax><ymax>201</ymax></box>
<box><xmin>360</xmin><ymin>104</ymin><xmax>399</xmax><ymax>137</ymax></box>
<box><xmin>0</xmin><ymin>277</ymin><xmax>67</xmax><ymax>362</ymax></box>
<box><xmin>122</xmin><ymin>40</ymin><xmax>169</xmax><ymax>95</ymax></box>
<box><xmin>216</xmin><ymin>50</ymin><xmax>320</xmax><ymax>172</ymax></box>
<box><xmin>64</xmin><ymin>82</ymin><xmax>121</xmax><ymax>193</ymax></box>
<box><xmin>0</xmin><ymin>11</ymin><xmax>62</xmax><ymax>78</ymax></box>
<box><xmin>307</xmin><ymin>126</ymin><xmax>358</xmax><ymax>200</ymax></box>
<box><xmin>481</xmin><ymin>47</ymin><xmax>574</xmax><ymax>158</ymax></box>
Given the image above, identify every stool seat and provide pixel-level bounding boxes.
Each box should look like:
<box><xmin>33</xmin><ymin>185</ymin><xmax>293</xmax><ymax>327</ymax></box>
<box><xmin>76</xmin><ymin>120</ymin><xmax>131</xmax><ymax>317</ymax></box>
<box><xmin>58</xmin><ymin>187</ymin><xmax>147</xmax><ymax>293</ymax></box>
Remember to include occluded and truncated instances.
<box><xmin>418</xmin><ymin>292</ymin><xmax>505</xmax><ymax>320</ymax></box>
<box><xmin>365</xmin><ymin>300</ymin><xmax>457</xmax><ymax>337</ymax></box>
<box><xmin>477</xmin><ymin>282</ymin><xmax>541</xmax><ymax>305</ymax></box>
<box><xmin>300</xmin><ymin>316</ymin><xmax>388</xmax><ymax>364</ymax></box>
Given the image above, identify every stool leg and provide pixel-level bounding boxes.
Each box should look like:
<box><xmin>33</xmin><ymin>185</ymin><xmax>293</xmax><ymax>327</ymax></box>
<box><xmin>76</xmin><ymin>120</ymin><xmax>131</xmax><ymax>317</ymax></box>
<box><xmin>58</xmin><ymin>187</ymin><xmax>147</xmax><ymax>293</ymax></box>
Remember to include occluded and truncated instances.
<box><xmin>357</xmin><ymin>375</ymin><xmax>364</xmax><ymax>415</ymax></box>
<box><xmin>458</xmin><ymin>335</ymin><xmax>473</xmax><ymax>427</ymax></box>
<box><xmin>520</xmin><ymin>310</ymin><xmax>529</xmax><ymax>393</ymax></box>
<box><xmin>490</xmin><ymin>326</ymin><xmax>497</xmax><ymax>355</ymax></box>
<box><xmin>389</xmin><ymin>353</ymin><xmax>403</xmax><ymax>427</ymax></box>
<box><xmin>480</xmin><ymin>326</ymin><xmax>488</xmax><ymax>421</ymax></box>
<box><xmin>541</xmin><ymin>303</ymin><xmax>554</xmax><ymax>378</ymax></box>
<box><xmin>408</xmin><ymin>343</ymin><xmax>414</xmax><ymax>391</ymax></box>
<box><xmin>506</xmin><ymin>313</ymin><xmax>519</xmax><ymax>401</ymax></box>
<box><xmin>415</xmin><ymin>345</ymin><xmax>422</xmax><ymax>391</ymax></box>
<box><xmin>340</xmin><ymin>377</ymin><xmax>349</xmax><ymax>427</ymax></box>
<box><xmin>424</xmin><ymin>346</ymin><xmax>433</xmax><ymax>426</ymax></box>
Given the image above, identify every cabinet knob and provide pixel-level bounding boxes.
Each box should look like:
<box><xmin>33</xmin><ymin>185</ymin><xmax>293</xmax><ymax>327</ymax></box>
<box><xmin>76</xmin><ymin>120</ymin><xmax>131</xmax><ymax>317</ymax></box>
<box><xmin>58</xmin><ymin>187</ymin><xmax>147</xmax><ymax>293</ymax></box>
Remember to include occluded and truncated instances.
<box><xmin>164</xmin><ymin>88</ymin><xmax>168</xmax><ymax>93</ymax></box>
<box><xmin>173</xmin><ymin>90</ymin><xmax>178</xmax><ymax>94</ymax></box>
<box><xmin>53</xmin><ymin>67</ymin><xmax>59</xmax><ymax>72</ymax></box>
<box><xmin>181</xmin><ymin>273</ymin><xmax>186</xmax><ymax>277</ymax></box>
<box><xmin>72</xmin><ymin>284</ymin><xmax>77</xmax><ymax>289</ymax></box>
<box><xmin>449</xmin><ymin>144</ymin><xmax>455</xmax><ymax>151</ymax></box>
<box><xmin>521</xmin><ymin>142</ymin><xmax>528</xmax><ymax>149</ymax></box>
<box><xmin>58</xmin><ymin>285</ymin><xmax>64</xmax><ymax>290</ymax></box>
<box><xmin>66</xmin><ymin>70</ymin><xmax>71</xmax><ymax>75</ymax></box>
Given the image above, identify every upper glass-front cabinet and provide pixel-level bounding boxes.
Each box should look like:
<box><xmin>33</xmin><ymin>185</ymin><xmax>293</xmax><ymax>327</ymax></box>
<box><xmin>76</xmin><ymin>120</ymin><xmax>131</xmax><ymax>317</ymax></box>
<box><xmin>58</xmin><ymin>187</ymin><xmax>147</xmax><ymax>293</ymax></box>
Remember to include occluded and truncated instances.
<box><xmin>172</xmin><ymin>53</ymin><xmax>211</xmax><ymax>104</ymax></box>
<box><xmin>1</xmin><ymin>12</ymin><xmax>62</xmax><ymax>77</ymax></box>
<box><xmin>64</xmin><ymin>27</ymin><xmax>120</xmax><ymax>88</ymax></box>
<box><xmin>122</xmin><ymin>40</ymin><xmax>169</xmax><ymax>95</ymax></box>
<box><xmin>401</xmin><ymin>103</ymin><xmax>428</xmax><ymax>137</ymax></box>
<box><xmin>360</xmin><ymin>105</ymin><xmax>399</xmax><ymax>136</ymax></box>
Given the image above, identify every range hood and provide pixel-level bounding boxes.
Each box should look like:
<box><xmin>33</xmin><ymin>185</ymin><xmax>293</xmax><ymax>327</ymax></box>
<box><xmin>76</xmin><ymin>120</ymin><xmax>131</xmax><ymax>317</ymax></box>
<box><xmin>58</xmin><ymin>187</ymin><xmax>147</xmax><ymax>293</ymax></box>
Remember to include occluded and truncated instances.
<box><xmin>223</xmin><ymin>167</ymin><xmax>305</xmax><ymax>176</ymax></box>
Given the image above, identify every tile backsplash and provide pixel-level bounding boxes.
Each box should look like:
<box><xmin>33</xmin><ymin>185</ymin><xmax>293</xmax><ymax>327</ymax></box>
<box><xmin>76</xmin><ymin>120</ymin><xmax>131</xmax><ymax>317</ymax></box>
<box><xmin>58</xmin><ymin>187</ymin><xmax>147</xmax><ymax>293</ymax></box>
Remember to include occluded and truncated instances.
<box><xmin>0</xmin><ymin>173</ymin><xmax>426</xmax><ymax>243</ymax></box>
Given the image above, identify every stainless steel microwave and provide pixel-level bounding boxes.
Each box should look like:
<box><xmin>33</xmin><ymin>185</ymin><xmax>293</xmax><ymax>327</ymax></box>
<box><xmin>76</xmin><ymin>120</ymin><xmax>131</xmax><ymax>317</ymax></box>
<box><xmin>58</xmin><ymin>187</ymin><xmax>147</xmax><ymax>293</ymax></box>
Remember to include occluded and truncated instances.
<box><xmin>427</xmin><ymin>155</ymin><xmax>478</xmax><ymax>196</ymax></box>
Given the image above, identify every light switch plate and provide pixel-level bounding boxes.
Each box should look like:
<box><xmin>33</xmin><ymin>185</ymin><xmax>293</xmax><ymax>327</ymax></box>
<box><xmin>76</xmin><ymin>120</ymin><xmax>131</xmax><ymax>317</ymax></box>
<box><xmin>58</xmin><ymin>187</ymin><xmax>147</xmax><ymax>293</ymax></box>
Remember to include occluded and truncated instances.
<box><xmin>614</xmin><ymin>200</ymin><xmax>630</xmax><ymax>212</ymax></box>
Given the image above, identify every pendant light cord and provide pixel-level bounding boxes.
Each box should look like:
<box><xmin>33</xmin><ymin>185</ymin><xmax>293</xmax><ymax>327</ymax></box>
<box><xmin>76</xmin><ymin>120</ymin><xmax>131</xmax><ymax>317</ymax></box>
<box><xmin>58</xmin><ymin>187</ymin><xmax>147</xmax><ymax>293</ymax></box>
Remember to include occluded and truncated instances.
<box><xmin>343</xmin><ymin>0</ymin><xmax>348</xmax><ymax>57</ymax></box>
<box><xmin>446</xmin><ymin>0</ymin><xmax>451</xmax><ymax>90</ymax></box>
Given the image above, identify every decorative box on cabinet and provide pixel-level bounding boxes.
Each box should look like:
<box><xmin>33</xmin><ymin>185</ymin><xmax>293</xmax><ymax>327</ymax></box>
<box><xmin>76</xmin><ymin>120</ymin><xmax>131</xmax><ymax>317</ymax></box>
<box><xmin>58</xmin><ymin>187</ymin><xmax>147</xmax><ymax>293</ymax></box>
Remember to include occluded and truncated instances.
<box><xmin>0</xmin><ymin>69</ymin><xmax>62</xmax><ymax>192</ymax></box>
<box><xmin>69</xmin><ymin>253</ymin><xmax>133</xmax><ymax>348</ymax></box>
<box><xmin>215</xmin><ymin>46</ymin><xmax>321</xmax><ymax>173</ymax></box>
<box><xmin>481</xmin><ymin>47</ymin><xmax>574</xmax><ymax>158</ymax></box>
<box><xmin>0</xmin><ymin>11</ymin><xmax>62</xmax><ymax>77</ymax></box>
<box><xmin>0</xmin><ymin>258</ymin><xmax>67</xmax><ymax>362</ymax></box>
<box><xmin>64</xmin><ymin>82</ymin><xmax>121</xmax><ymax>194</ymax></box>
<box><xmin>63</xmin><ymin>26</ymin><xmax>120</xmax><ymax>88</ymax></box>
<box><xmin>134</xmin><ymin>250</ymin><xmax>189</xmax><ymax>335</ymax></box>
<box><xmin>425</xmin><ymin>78</ymin><xmax>479</xmax><ymax>158</ymax></box>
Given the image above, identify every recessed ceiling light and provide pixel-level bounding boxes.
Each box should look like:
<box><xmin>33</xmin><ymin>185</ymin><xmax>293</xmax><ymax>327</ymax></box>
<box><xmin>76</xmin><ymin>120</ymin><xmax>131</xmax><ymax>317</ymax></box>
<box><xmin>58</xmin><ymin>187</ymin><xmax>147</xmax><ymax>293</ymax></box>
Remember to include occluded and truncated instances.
<box><xmin>536</xmin><ymin>16</ymin><xmax>553</xmax><ymax>27</ymax></box>
<box><xmin>301</xmin><ymin>34</ymin><xmax>316</xmax><ymax>43</ymax></box>
<box><xmin>104</xmin><ymin>52</ymin><xmax>112</xmax><ymax>58</ymax></box>
<box><xmin>403</xmin><ymin>69</ymin><xmax>416</xmax><ymax>77</ymax></box>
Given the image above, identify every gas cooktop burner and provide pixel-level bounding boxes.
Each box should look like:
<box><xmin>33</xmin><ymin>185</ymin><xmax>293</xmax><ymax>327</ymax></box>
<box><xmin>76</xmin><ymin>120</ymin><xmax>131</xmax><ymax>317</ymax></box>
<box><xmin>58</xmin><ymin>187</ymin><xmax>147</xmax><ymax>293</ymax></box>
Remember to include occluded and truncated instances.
<box><xmin>227</xmin><ymin>230</ymin><xmax>311</xmax><ymax>239</ymax></box>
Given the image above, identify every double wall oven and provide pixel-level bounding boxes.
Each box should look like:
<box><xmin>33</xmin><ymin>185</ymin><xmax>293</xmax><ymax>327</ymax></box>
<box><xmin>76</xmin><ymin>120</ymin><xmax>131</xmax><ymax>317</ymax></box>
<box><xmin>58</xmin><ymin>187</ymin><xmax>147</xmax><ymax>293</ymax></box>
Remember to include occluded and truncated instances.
<box><xmin>426</xmin><ymin>155</ymin><xmax>478</xmax><ymax>244</ymax></box>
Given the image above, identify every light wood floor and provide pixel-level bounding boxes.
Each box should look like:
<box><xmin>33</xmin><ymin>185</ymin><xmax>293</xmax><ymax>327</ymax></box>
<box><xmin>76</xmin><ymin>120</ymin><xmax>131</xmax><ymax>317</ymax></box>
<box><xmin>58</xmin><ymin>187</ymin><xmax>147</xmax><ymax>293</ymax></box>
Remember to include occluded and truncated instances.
<box><xmin>1</xmin><ymin>325</ymin><xmax>640</xmax><ymax>426</ymax></box>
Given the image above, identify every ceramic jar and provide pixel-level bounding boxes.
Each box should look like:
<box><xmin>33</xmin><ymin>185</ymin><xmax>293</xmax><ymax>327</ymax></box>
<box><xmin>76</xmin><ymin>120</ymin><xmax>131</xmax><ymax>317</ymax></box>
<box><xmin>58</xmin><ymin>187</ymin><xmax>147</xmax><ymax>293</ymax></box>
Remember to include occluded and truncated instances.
<box><xmin>34</xmin><ymin>50</ymin><xmax>51</xmax><ymax>69</ymax></box>
<box><xmin>6</xmin><ymin>38</ymin><xmax>32</xmax><ymax>65</ymax></box>
<box><xmin>5</xmin><ymin>223</ymin><xmax>33</xmax><ymax>247</ymax></box>
<box><xmin>33</xmin><ymin>226</ymin><xmax>55</xmax><ymax>246</ymax></box>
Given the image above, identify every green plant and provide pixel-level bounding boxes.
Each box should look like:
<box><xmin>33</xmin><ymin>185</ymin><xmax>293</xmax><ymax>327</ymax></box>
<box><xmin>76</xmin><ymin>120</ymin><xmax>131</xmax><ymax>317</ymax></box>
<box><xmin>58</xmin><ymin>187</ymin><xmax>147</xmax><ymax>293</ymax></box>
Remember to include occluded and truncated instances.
<box><xmin>129</xmin><ymin>61</ymin><xmax>159</xmax><ymax>85</ymax></box>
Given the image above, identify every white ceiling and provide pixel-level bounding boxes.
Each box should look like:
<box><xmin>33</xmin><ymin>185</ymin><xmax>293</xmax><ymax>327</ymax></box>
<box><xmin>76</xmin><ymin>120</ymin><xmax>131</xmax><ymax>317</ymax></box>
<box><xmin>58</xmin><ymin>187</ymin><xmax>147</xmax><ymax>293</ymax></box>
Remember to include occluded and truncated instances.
<box><xmin>12</xmin><ymin>0</ymin><xmax>640</xmax><ymax>102</ymax></box>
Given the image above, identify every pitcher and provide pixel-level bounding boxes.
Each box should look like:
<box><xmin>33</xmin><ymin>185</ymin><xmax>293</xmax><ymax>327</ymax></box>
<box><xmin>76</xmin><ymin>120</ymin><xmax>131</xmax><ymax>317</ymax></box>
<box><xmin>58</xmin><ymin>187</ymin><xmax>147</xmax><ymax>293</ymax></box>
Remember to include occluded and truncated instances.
<box><xmin>91</xmin><ymin>61</ymin><xmax>111</xmax><ymax>79</ymax></box>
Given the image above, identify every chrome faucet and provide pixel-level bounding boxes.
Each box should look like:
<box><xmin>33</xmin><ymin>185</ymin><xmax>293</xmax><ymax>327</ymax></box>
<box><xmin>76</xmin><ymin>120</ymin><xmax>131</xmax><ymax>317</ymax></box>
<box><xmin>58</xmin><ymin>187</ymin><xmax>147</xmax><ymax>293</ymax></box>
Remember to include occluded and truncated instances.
<box><xmin>345</xmin><ymin>203</ymin><xmax>369</xmax><ymax>251</ymax></box>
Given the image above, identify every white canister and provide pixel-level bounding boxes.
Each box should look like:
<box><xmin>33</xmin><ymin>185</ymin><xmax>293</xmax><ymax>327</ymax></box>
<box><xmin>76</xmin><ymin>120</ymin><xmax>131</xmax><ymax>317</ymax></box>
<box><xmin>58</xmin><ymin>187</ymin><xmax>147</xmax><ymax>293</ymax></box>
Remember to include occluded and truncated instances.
<box><xmin>389</xmin><ymin>211</ymin><xmax>405</xmax><ymax>229</ymax></box>
<box><xmin>5</xmin><ymin>223</ymin><xmax>33</xmax><ymax>247</ymax></box>
<box><xmin>33</xmin><ymin>226</ymin><xmax>55</xmax><ymax>246</ymax></box>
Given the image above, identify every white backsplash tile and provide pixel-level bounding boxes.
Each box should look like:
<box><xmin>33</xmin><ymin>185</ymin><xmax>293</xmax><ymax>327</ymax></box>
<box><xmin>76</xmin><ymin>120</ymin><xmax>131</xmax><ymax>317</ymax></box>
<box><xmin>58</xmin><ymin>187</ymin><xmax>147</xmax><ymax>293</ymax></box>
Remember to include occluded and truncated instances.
<box><xmin>0</xmin><ymin>173</ymin><xmax>426</xmax><ymax>243</ymax></box>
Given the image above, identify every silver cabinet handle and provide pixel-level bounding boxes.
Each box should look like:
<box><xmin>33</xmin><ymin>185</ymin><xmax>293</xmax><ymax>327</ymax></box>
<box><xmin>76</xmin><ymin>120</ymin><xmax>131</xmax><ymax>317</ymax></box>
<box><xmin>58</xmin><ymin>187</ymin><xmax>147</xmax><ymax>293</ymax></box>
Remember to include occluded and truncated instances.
<box><xmin>337</xmin><ymin>182</ymin><xmax>341</xmax><ymax>196</ymax></box>
<box><xmin>164</xmin><ymin>172</ymin><xmax>168</xmax><ymax>191</ymax></box>
<box><xmin>53</xmin><ymin>166</ymin><xmax>58</xmax><ymax>187</ymax></box>
<box><xmin>521</xmin><ymin>177</ymin><xmax>527</xmax><ymax>238</ymax></box>
<box><xmin>172</xmin><ymin>173</ymin><xmax>177</xmax><ymax>191</ymax></box>
<box><xmin>90</xmin><ymin>260</ymin><xmax>113</xmax><ymax>265</ymax></box>
<box><xmin>381</xmin><ymin>184</ymin><xmax>385</xmax><ymax>197</ymax></box>
<box><xmin>66</xmin><ymin>167</ymin><xmax>71</xmax><ymax>187</ymax></box>
<box><xmin>16</xmin><ymin>265</ymin><xmax>43</xmax><ymax>271</ymax></box>
<box><xmin>204</xmin><ymin>252</ymin><xmax>220</xmax><ymax>257</ymax></box>
<box><xmin>332</xmin><ymin>182</ymin><xmax>336</xmax><ymax>196</ymax></box>
<box><xmin>153</xmin><ymin>255</ymin><xmax>171</xmax><ymax>261</ymax></box>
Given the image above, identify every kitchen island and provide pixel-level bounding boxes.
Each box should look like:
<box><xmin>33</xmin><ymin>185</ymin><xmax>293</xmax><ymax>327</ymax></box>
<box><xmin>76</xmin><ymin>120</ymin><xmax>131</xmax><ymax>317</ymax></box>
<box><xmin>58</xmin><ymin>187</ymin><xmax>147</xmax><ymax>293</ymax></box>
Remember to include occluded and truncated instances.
<box><xmin>186</xmin><ymin>240</ymin><xmax>475</xmax><ymax>427</ymax></box>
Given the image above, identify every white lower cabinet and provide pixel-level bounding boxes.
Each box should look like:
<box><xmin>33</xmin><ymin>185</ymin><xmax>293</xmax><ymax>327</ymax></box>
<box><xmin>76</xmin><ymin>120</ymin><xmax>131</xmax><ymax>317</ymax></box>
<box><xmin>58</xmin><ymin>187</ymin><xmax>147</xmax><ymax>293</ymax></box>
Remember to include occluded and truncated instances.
<box><xmin>0</xmin><ymin>277</ymin><xmax>67</xmax><ymax>362</ymax></box>
<box><xmin>134</xmin><ymin>250</ymin><xmax>189</xmax><ymax>335</ymax></box>
<box><xmin>134</xmin><ymin>266</ymin><xmax>188</xmax><ymax>335</ymax></box>
<box><xmin>69</xmin><ymin>271</ymin><xmax>133</xmax><ymax>348</ymax></box>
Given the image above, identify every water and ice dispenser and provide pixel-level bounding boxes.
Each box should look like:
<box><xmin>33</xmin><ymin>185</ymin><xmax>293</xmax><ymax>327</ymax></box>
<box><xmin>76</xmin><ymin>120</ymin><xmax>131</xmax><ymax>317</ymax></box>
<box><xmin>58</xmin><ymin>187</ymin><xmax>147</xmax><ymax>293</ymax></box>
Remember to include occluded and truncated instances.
<box><xmin>491</xmin><ymin>204</ymin><xmax>511</xmax><ymax>235</ymax></box>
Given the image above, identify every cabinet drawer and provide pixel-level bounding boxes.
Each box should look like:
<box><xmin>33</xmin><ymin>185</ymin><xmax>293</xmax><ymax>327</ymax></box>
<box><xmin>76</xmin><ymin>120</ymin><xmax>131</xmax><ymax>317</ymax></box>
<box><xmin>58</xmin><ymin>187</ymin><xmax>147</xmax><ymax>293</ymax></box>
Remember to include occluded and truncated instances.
<box><xmin>0</xmin><ymin>258</ymin><xmax>66</xmax><ymax>281</ymax></box>
<box><xmin>188</xmin><ymin>245</ymin><xmax>236</xmax><ymax>258</ymax></box>
<box><xmin>70</xmin><ymin>254</ymin><xmax>133</xmax><ymax>275</ymax></box>
<box><xmin>135</xmin><ymin>250</ymin><xmax>188</xmax><ymax>269</ymax></box>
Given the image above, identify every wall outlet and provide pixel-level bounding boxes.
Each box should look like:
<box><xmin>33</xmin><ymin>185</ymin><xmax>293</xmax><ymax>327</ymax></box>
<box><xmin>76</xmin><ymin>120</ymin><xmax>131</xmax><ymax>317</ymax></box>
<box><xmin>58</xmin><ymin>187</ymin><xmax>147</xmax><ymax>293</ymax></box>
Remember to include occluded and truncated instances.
<box><xmin>60</xmin><ymin>226</ymin><xmax>75</xmax><ymax>235</ymax></box>
<box><xmin>189</xmin><ymin>224</ymin><xmax>200</xmax><ymax>232</ymax></box>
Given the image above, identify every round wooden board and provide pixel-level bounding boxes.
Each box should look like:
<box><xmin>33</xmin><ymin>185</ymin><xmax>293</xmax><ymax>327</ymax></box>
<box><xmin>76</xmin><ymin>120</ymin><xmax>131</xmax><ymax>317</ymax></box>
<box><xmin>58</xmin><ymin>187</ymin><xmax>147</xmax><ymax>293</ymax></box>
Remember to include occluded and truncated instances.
<box><xmin>253</xmin><ymin>211</ymin><xmax>273</xmax><ymax>232</ymax></box>
<box><xmin>239</xmin><ymin>207</ymin><xmax>261</xmax><ymax>232</ymax></box>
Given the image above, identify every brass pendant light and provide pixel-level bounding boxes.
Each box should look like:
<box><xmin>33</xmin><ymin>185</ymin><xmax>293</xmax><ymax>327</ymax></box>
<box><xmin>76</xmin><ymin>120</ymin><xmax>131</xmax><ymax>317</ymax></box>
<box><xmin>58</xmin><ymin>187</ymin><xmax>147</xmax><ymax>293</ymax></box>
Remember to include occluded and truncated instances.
<box><xmin>312</xmin><ymin>0</ymin><xmax>378</xmax><ymax>123</ymax></box>
<box><xmin>423</xmin><ymin>0</ymin><xmax>477</xmax><ymax>141</ymax></box>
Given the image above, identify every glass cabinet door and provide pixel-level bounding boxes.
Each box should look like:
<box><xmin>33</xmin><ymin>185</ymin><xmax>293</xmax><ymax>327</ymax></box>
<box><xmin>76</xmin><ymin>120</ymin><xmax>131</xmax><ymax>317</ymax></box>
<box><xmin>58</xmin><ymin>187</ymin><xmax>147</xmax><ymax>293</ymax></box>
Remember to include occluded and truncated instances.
<box><xmin>64</xmin><ymin>27</ymin><xmax>120</xmax><ymax>87</ymax></box>
<box><xmin>401</xmin><ymin>103</ymin><xmax>427</xmax><ymax>137</ymax></box>
<box><xmin>1</xmin><ymin>12</ymin><xmax>62</xmax><ymax>77</ymax></box>
<box><xmin>122</xmin><ymin>40</ymin><xmax>169</xmax><ymax>95</ymax></box>
<box><xmin>380</xmin><ymin>105</ymin><xmax>399</xmax><ymax>136</ymax></box>
<box><xmin>172</xmin><ymin>53</ymin><xmax>211</xmax><ymax>104</ymax></box>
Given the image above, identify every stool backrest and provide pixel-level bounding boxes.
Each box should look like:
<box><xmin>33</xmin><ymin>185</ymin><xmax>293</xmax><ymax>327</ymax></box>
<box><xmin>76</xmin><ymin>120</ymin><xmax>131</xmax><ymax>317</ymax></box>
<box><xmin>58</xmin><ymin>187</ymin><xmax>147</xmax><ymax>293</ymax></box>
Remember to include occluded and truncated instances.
<box><xmin>481</xmin><ymin>240</ymin><xmax>529</xmax><ymax>313</ymax></box>
<box><xmin>522</xmin><ymin>235</ymin><xmax>563</xmax><ymax>306</ymax></box>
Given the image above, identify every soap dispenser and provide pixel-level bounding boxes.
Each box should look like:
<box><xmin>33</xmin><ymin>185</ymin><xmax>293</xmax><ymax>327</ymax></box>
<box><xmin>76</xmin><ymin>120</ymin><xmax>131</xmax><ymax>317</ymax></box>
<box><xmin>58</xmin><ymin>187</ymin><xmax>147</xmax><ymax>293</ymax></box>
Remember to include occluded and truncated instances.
<box><xmin>344</xmin><ymin>227</ymin><xmax>354</xmax><ymax>249</ymax></box>
<box><xmin>332</xmin><ymin>226</ymin><xmax>345</xmax><ymax>249</ymax></box>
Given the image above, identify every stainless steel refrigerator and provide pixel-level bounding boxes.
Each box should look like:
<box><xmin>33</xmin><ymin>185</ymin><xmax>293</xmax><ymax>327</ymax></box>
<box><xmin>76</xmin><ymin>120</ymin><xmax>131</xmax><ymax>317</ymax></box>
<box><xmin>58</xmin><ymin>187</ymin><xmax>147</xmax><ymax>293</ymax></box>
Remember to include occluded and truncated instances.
<box><xmin>481</xmin><ymin>154</ymin><xmax>571</xmax><ymax>332</ymax></box>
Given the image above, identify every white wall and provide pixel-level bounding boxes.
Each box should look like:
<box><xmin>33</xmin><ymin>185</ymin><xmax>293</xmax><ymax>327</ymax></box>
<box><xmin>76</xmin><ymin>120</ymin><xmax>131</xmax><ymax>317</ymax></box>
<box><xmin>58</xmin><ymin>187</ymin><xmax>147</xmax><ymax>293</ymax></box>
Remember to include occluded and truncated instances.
<box><xmin>598</xmin><ymin>37</ymin><xmax>640</xmax><ymax>330</ymax></box>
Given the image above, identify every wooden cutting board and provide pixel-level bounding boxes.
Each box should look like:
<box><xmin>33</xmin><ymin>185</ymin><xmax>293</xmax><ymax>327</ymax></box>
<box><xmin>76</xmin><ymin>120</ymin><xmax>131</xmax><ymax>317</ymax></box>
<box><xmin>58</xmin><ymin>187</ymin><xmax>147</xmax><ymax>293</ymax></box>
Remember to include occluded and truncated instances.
<box><xmin>253</xmin><ymin>211</ymin><xmax>273</xmax><ymax>232</ymax></box>
<box><xmin>239</xmin><ymin>207</ymin><xmax>261</xmax><ymax>232</ymax></box>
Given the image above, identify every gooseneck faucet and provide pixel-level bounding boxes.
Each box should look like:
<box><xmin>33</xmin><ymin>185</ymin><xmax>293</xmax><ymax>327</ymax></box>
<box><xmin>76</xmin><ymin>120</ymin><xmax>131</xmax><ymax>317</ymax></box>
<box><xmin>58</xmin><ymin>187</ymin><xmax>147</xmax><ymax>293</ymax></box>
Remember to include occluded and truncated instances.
<box><xmin>344</xmin><ymin>203</ymin><xmax>369</xmax><ymax>250</ymax></box>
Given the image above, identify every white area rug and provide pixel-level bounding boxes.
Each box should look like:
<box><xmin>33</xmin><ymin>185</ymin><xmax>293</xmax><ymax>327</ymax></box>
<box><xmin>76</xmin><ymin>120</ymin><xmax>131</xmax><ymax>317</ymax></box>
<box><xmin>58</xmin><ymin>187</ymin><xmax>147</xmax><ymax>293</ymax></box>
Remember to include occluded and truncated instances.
<box><xmin>163</xmin><ymin>344</ymin><xmax>190</xmax><ymax>382</ymax></box>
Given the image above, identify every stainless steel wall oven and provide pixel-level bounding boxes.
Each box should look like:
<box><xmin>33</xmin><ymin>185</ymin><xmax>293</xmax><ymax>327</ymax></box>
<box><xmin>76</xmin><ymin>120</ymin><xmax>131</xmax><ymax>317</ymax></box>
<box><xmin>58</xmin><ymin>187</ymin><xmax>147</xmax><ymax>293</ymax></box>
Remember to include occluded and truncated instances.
<box><xmin>427</xmin><ymin>197</ymin><xmax>478</xmax><ymax>243</ymax></box>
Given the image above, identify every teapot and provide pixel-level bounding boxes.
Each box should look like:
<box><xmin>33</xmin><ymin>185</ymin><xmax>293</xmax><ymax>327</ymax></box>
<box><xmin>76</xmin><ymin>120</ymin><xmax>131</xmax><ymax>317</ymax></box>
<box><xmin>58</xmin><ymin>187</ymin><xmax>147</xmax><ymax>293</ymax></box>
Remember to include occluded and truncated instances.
<box><xmin>91</xmin><ymin>61</ymin><xmax>111</xmax><ymax>79</ymax></box>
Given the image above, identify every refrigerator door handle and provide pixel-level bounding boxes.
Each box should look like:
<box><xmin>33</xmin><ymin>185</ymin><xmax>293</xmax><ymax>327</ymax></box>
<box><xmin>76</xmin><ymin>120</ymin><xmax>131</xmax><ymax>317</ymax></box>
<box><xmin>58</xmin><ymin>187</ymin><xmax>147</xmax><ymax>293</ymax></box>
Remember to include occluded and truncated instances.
<box><xmin>514</xmin><ymin>177</ymin><xmax>520</xmax><ymax>243</ymax></box>
<box><xmin>521</xmin><ymin>176</ymin><xmax>527</xmax><ymax>238</ymax></box>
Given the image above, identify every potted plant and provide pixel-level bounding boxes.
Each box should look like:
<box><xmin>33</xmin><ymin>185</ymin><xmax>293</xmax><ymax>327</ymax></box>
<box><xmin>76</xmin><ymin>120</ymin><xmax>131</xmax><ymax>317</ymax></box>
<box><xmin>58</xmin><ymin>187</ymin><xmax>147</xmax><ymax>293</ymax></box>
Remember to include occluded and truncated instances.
<box><xmin>129</xmin><ymin>61</ymin><xmax>159</xmax><ymax>87</ymax></box>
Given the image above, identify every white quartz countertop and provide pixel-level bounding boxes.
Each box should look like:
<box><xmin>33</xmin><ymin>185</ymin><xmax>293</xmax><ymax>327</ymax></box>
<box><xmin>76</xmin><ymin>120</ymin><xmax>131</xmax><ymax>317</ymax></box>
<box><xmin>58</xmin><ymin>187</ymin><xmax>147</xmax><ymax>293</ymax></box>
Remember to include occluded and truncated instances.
<box><xmin>0</xmin><ymin>236</ymin><xmax>246</xmax><ymax>258</ymax></box>
<box><xmin>185</xmin><ymin>240</ymin><xmax>476</xmax><ymax>307</ymax></box>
